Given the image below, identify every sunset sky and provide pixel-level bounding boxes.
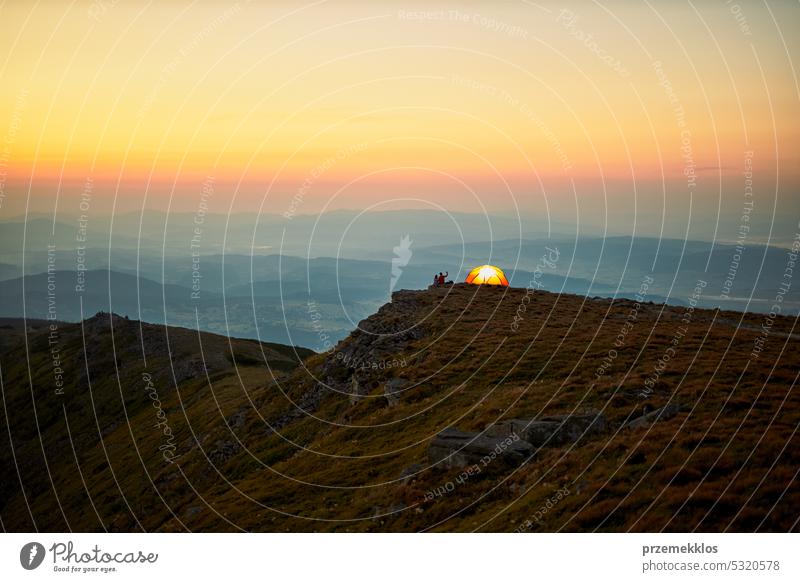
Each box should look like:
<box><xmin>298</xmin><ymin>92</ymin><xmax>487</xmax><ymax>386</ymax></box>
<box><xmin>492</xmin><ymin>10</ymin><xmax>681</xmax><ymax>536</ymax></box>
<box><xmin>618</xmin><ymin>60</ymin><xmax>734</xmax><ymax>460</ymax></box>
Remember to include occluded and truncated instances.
<box><xmin>1</xmin><ymin>0</ymin><xmax>798</xmax><ymax>240</ymax></box>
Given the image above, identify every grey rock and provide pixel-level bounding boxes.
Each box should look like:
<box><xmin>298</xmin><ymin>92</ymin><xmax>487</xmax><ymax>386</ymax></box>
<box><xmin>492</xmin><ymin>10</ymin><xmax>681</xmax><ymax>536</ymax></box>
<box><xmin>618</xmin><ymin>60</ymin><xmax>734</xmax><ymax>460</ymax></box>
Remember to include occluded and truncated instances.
<box><xmin>318</xmin><ymin>295</ymin><xmax>425</xmax><ymax>401</ymax></box>
<box><xmin>185</xmin><ymin>506</ymin><xmax>203</xmax><ymax>519</ymax></box>
<box><xmin>101</xmin><ymin>420</ymin><xmax>121</xmax><ymax>438</ymax></box>
<box><xmin>485</xmin><ymin>410</ymin><xmax>607</xmax><ymax>447</ymax></box>
<box><xmin>384</xmin><ymin>378</ymin><xmax>408</xmax><ymax>406</ymax></box>
<box><xmin>625</xmin><ymin>402</ymin><xmax>680</xmax><ymax>430</ymax></box>
<box><xmin>209</xmin><ymin>439</ymin><xmax>242</xmax><ymax>464</ymax></box>
<box><xmin>226</xmin><ymin>409</ymin><xmax>247</xmax><ymax>430</ymax></box>
<box><xmin>349</xmin><ymin>374</ymin><xmax>364</xmax><ymax>404</ymax></box>
<box><xmin>349</xmin><ymin>372</ymin><xmax>379</xmax><ymax>403</ymax></box>
<box><xmin>428</xmin><ymin>428</ymin><xmax>533</xmax><ymax>469</ymax></box>
<box><xmin>398</xmin><ymin>463</ymin><xmax>424</xmax><ymax>483</ymax></box>
<box><xmin>270</xmin><ymin>381</ymin><xmax>327</xmax><ymax>430</ymax></box>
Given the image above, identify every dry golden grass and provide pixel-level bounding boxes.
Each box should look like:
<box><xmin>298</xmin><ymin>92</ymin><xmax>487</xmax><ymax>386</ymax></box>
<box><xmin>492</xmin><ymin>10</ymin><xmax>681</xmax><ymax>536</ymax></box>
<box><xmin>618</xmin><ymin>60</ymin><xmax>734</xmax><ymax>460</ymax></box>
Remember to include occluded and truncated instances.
<box><xmin>1</xmin><ymin>285</ymin><xmax>797</xmax><ymax>532</ymax></box>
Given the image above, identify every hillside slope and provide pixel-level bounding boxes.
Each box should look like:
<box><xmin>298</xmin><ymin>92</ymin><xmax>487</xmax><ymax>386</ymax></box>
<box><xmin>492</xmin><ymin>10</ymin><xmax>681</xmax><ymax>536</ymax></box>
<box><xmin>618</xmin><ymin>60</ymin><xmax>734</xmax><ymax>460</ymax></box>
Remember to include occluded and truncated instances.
<box><xmin>1</xmin><ymin>285</ymin><xmax>798</xmax><ymax>532</ymax></box>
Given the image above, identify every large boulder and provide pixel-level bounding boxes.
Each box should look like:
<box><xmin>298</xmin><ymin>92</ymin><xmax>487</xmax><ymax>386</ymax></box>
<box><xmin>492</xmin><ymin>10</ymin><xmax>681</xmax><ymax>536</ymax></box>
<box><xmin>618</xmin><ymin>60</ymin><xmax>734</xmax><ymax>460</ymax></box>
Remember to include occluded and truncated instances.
<box><xmin>485</xmin><ymin>410</ymin><xmax>607</xmax><ymax>447</ymax></box>
<box><xmin>428</xmin><ymin>428</ymin><xmax>533</xmax><ymax>469</ymax></box>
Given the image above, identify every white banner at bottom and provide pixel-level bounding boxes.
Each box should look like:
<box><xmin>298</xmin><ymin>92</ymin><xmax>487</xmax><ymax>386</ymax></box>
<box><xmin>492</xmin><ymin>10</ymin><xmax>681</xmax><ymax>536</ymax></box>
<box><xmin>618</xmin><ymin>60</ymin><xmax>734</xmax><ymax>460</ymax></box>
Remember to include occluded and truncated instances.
<box><xmin>1</xmin><ymin>533</ymin><xmax>796</xmax><ymax>581</ymax></box>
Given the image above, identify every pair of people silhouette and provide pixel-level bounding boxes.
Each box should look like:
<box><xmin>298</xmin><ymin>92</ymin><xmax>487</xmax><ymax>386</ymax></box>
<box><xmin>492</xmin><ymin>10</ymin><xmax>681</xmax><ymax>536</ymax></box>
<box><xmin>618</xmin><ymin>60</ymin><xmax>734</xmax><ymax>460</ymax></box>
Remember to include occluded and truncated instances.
<box><xmin>433</xmin><ymin>271</ymin><xmax>452</xmax><ymax>287</ymax></box>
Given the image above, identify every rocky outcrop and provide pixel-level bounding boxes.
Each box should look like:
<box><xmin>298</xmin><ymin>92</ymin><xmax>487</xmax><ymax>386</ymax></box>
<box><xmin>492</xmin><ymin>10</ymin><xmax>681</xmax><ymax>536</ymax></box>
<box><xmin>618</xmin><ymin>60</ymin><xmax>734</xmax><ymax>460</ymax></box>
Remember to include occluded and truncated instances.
<box><xmin>320</xmin><ymin>291</ymin><xmax>425</xmax><ymax>404</ymax></box>
<box><xmin>624</xmin><ymin>402</ymin><xmax>680</xmax><ymax>430</ymax></box>
<box><xmin>428</xmin><ymin>427</ymin><xmax>533</xmax><ymax>469</ymax></box>
<box><xmin>269</xmin><ymin>380</ymin><xmax>327</xmax><ymax>430</ymax></box>
<box><xmin>226</xmin><ymin>409</ymin><xmax>247</xmax><ymax>430</ymax></box>
<box><xmin>485</xmin><ymin>410</ymin><xmax>607</xmax><ymax>447</ymax></box>
<box><xmin>171</xmin><ymin>357</ymin><xmax>210</xmax><ymax>385</ymax></box>
<box><xmin>208</xmin><ymin>439</ymin><xmax>242</xmax><ymax>465</ymax></box>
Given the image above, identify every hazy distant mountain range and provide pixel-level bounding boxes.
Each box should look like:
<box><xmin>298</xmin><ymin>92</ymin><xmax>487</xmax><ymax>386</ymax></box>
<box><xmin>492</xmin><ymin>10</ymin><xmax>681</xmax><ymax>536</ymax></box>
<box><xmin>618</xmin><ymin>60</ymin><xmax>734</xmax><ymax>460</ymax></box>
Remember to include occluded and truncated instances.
<box><xmin>1</xmin><ymin>210</ymin><xmax>797</xmax><ymax>349</ymax></box>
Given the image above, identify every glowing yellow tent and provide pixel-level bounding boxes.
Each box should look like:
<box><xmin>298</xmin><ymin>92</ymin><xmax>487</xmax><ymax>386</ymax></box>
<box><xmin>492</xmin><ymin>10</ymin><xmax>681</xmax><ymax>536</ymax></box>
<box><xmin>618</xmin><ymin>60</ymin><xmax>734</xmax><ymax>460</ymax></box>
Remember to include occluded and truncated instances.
<box><xmin>465</xmin><ymin>265</ymin><xmax>509</xmax><ymax>286</ymax></box>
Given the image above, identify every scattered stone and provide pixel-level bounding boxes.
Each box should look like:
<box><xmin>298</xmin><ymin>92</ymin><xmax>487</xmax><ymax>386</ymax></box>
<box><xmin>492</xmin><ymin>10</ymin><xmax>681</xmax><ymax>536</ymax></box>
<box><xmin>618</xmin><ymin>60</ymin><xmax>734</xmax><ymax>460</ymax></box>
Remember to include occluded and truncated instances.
<box><xmin>428</xmin><ymin>427</ymin><xmax>533</xmax><ymax>469</ymax></box>
<box><xmin>624</xmin><ymin>402</ymin><xmax>680</xmax><ymax>430</ymax></box>
<box><xmin>101</xmin><ymin>420</ymin><xmax>121</xmax><ymax>438</ymax></box>
<box><xmin>398</xmin><ymin>463</ymin><xmax>423</xmax><ymax>483</ymax></box>
<box><xmin>485</xmin><ymin>410</ymin><xmax>607</xmax><ymax>447</ymax></box>
<box><xmin>185</xmin><ymin>506</ymin><xmax>203</xmax><ymax>519</ymax></box>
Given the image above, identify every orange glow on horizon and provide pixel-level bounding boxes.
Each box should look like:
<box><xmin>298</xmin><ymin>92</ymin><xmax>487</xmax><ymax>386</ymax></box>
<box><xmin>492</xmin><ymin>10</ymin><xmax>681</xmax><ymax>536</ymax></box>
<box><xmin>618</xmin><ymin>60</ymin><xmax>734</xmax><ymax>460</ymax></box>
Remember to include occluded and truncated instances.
<box><xmin>0</xmin><ymin>1</ymin><xmax>797</xmax><ymax>221</ymax></box>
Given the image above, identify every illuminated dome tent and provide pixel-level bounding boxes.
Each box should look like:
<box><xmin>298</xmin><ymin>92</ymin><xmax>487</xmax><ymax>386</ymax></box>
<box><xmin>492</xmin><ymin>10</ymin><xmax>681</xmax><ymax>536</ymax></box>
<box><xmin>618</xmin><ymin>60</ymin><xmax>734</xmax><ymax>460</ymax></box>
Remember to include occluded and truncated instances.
<box><xmin>465</xmin><ymin>265</ymin><xmax>509</xmax><ymax>286</ymax></box>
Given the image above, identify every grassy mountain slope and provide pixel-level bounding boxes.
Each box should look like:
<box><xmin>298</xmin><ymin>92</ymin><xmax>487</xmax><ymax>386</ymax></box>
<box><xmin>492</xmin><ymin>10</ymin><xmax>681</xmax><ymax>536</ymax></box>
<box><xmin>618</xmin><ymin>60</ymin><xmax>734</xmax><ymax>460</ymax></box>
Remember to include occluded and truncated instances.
<box><xmin>1</xmin><ymin>285</ymin><xmax>798</xmax><ymax>532</ymax></box>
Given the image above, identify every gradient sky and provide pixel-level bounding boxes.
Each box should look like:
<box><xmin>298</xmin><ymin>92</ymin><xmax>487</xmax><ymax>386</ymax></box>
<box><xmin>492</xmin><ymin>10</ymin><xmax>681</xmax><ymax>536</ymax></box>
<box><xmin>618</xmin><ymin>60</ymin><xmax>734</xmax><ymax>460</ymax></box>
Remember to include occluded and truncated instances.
<box><xmin>0</xmin><ymin>0</ymin><xmax>798</xmax><ymax>241</ymax></box>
